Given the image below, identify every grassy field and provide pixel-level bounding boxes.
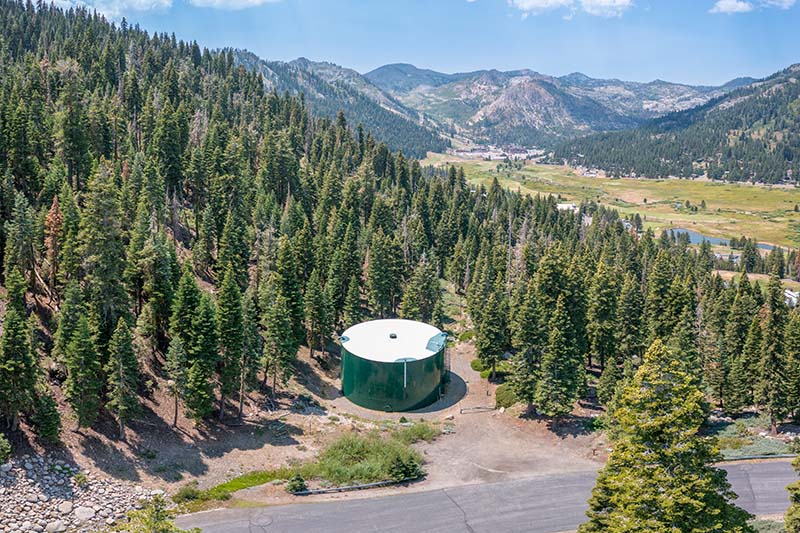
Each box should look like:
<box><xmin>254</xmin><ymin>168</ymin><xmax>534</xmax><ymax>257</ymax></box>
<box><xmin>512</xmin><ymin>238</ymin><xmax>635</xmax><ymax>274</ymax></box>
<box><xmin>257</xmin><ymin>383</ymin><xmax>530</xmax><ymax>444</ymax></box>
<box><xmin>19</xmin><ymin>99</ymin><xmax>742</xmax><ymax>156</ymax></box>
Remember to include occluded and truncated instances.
<box><xmin>424</xmin><ymin>155</ymin><xmax>800</xmax><ymax>247</ymax></box>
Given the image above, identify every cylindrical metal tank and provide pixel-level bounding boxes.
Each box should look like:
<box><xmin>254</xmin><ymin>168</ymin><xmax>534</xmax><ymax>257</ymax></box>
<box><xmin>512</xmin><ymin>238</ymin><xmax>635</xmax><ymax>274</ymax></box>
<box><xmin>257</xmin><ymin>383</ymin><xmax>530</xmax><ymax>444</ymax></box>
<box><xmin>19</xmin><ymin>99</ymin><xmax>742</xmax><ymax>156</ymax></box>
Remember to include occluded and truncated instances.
<box><xmin>340</xmin><ymin>319</ymin><xmax>447</xmax><ymax>412</ymax></box>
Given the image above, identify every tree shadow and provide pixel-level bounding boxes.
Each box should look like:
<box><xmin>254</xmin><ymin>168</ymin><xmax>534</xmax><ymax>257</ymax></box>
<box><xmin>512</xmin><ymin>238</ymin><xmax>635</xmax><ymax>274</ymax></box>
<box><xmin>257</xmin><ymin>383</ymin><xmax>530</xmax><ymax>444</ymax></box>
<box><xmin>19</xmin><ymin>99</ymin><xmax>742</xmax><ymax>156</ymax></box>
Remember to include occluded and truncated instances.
<box><xmin>545</xmin><ymin>415</ymin><xmax>597</xmax><ymax>440</ymax></box>
<box><xmin>293</xmin><ymin>358</ymin><xmax>341</xmax><ymax>402</ymax></box>
<box><xmin>410</xmin><ymin>371</ymin><xmax>468</xmax><ymax>414</ymax></box>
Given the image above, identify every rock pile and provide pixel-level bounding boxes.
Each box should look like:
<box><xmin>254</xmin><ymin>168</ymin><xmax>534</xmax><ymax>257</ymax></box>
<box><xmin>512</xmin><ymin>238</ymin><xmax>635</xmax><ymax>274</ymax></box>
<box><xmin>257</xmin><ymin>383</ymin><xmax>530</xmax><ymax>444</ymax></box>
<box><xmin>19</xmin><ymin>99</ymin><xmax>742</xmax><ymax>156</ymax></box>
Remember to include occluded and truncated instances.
<box><xmin>0</xmin><ymin>455</ymin><xmax>156</xmax><ymax>532</ymax></box>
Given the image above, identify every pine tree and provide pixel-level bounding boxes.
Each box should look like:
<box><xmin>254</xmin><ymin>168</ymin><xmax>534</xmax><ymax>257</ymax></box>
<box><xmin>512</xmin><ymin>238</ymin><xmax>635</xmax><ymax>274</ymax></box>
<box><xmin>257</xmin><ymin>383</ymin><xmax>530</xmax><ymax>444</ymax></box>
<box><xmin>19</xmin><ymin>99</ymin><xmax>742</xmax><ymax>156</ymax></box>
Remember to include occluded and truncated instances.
<box><xmin>29</xmin><ymin>384</ymin><xmax>62</xmax><ymax>445</ymax></box>
<box><xmin>342</xmin><ymin>274</ymin><xmax>362</xmax><ymax>329</ymax></box>
<box><xmin>238</xmin><ymin>289</ymin><xmax>262</xmax><ymax>418</ymax></box>
<box><xmin>786</xmin><ymin>456</ymin><xmax>800</xmax><ymax>532</ymax></box>
<box><xmin>216</xmin><ymin>267</ymin><xmax>243</xmax><ymax>421</ymax></box>
<box><xmin>63</xmin><ymin>317</ymin><xmax>102</xmax><ymax>429</ymax></box>
<box><xmin>184</xmin><ymin>295</ymin><xmax>217</xmax><ymax>422</ymax></box>
<box><xmin>4</xmin><ymin>267</ymin><xmax>27</xmax><ymax>317</ymax></box>
<box><xmin>580</xmin><ymin>340</ymin><xmax>753</xmax><ymax>532</ymax></box>
<box><xmin>596</xmin><ymin>361</ymin><xmax>622</xmax><ymax>407</ymax></box>
<box><xmin>79</xmin><ymin>163</ymin><xmax>129</xmax><ymax>355</ymax></box>
<box><xmin>304</xmin><ymin>268</ymin><xmax>331</xmax><ymax>358</ymax></box>
<box><xmin>728</xmin><ymin>316</ymin><xmax>763</xmax><ymax>415</ymax></box>
<box><xmin>44</xmin><ymin>195</ymin><xmax>63</xmax><ymax>300</ymax></box>
<box><xmin>105</xmin><ymin>318</ymin><xmax>140</xmax><ymax>439</ymax></box>
<box><xmin>52</xmin><ymin>281</ymin><xmax>83</xmax><ymax>364</ymax></box>
<box><xmin>165</xmin><ymin>337</ymin><xmax>188</xmax><ymax>427</ymax></box>
<box><xmin>275</xmin><ymin>235</ymin><xmax>305</xmax><ymax>346</ymax></box>
<box><xmin>786</xmin><ymin>311</ymin><xmax>800</xmax><ymax>421</ymax></box>
<box><xmin>587</xmin><ymin>258</ymin><xmax>618</xmax><ymax>369</ymax></box>
<box><xmin>170</xmin><ymin>264</ymin><xmax>201</xmax><ymax>347</ymax></box>
<box><xmin>535</xmin><ymin>295</ymin><xmax>582</xmax><ymax>417</ymax></box>
<box><xmin>756</xmin><ymin>273</ymin><xmax>789</xmax><ymax>434</ymax></box>
<box><xmin>399</xmin><ymin>254</ymin><xmax>441</xmax><ymax>323</ymax></box>
<box><xmin>475</xmin><ymin>284</ymin><xmax>509</xmax><ymax>381</ymax></box>
<box><xmin>263</xmin><ymin>290</ymin><xmax>296</xmax><ymax>394</ymax></box>
<box><xmin>0</xmin><ymin>308</ymin><xmax>36</xmax><ymax>430</ymax></box>
<box><xmin>645</xmin><ymin>250</ymin><xmax>673</xmax><ymax>342</ymax></box>
<box><xmin>367</xmin><ymin>229</ymin><xmax>403</xmax><ymax>318</ymax></box>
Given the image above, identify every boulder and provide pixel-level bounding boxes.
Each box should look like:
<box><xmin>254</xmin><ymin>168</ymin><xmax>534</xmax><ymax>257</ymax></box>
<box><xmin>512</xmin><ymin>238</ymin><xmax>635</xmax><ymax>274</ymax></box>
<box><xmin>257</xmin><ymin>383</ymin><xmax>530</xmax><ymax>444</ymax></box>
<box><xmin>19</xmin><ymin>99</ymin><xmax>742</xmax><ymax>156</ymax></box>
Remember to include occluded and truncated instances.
<box><xmin>73</xmin><ymin>506</ymin><xmax>95</xmax><ymax>521</ymax></box>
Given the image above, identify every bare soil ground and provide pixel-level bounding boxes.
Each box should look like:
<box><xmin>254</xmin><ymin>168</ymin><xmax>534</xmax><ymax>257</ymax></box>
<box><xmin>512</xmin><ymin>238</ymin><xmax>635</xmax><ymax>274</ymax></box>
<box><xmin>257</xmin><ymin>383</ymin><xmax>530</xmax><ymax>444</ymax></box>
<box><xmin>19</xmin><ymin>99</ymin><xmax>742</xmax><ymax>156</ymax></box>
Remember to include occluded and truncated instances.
<box><xmin>12</xmin><ymin>294</ymin><xmax>603</xmax><ymax>507</ymax></box>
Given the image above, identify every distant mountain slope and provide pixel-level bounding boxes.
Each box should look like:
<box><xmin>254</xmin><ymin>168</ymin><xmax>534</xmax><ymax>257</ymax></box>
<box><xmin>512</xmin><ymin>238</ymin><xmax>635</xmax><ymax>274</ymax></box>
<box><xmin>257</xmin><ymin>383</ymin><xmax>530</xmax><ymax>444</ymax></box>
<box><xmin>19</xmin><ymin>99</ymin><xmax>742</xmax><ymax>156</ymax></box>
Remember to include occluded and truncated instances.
<box><xmin>551</xmin><ymin>65</ymin><xmax>800</xmax><ymax>184</ymax></box>
<box><xmin>234</xmin><ymin>52</ymin><xmax>447</xmax><ymax>158</ymax></box>
<box><xmin>365</xmin><ymin>64</ymin><xmax>749</xmax><ymax>146</ymax></box>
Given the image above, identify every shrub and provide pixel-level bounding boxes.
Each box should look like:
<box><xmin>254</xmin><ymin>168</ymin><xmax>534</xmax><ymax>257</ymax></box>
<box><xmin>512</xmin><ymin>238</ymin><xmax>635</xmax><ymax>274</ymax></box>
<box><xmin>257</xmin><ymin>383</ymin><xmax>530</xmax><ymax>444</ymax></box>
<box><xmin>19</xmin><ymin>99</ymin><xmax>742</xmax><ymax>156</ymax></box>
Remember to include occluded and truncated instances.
<box><xmin>0</xmin><ymin>434</ymin><xmax>11</xmax><ymax>463</ymax></box>
<box><xmin>172</xmin><ymin>482</ymin><xmax>203</xmax><ymax>503</ymax></box>
<box><xmin>286</xmin><ymin>474</ymin><xmax>307</xmax><ymax>493</ymax></box>
<box><xmin>388</xmin><ymin>455</ymin><xmax>423</xmax><ymax>482</ymax></box>
<box><xmin>495</xmin><ymin>384</ymin><xmax>517</xmax><ymax>409</ymax></box>
<box><xmin>305</xmin><ymin>432</ymin><xmax>425</xmax><ymax>486</ymax></box>
<box><xmin>458</xmin><ymin>330</ymin><xmax>475</xmax><ymax>342</ymax></box>
<box><xmin>470</xmin><ymin>359</ymin><xmax>485</xmax><ymax>372</ymax></box>
<box><xmin>126</xmin><ymin>494</ymin><xmax>198</xmax><ymax>533</ymax></box>
<box><xmin>30</xmin><ymin>387</ymin><xmax>61</xmax><ymax>445</ymax></box>
<box><xmin>394</xmin><ymin>422</ymin><xmax>439</xmax><ymax>444</ymax></box>
<box><xmin>73</xmin><ymin>472</ymin><xmax>89</xmax><ymax>487</ymax></box>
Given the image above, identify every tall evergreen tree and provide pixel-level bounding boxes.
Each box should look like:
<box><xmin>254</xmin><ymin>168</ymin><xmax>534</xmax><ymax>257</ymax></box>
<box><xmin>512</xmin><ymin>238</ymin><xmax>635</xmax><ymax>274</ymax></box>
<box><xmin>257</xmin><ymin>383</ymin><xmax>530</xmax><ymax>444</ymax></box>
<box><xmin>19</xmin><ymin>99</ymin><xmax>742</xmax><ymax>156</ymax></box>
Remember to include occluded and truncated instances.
<box><xmin>0</xmin><ymin>307</ymin><xmax>36</xmax><ymax>430</ymax></box>
<box><xmin>216</xmin><ymin>267</ymin><xmax>243</xmax><ymax>421</ymax></box>
<box><xmin>587</xmin><ymin>258</ymin><xmax>618</xmax><ymax>369</ymax></box>
<box><xmin>475</xmin><ymin>283</ymin><xmax>509</xmax><ymax>381</ymax></box>
<box><xmin>185</xmin><ymin>295</ymin><xmax>218</xmax><ymax>422</ymax></box>
<box><xmin>756</xmin><ymin>273</ymin><xmax>789</xmax><ymax>434</ymax></box>
<box><xmin>535</xmin><ymin>295</ymin><xmax>583</xmax><ymax>417</ymax></box>
<box><xmin>105</xmin><ymin>318</ymin><xmax>140</xmax><ymax>439</ymax></box>
<box><xmin>63</xmin><ymin>317</ymin><xmax>102</xmax><ymax>429</ymax></box>
<box><xmin>580</xmin><ymin>340</ymin><xmax>753</xmax><ymax>533</ymax></box>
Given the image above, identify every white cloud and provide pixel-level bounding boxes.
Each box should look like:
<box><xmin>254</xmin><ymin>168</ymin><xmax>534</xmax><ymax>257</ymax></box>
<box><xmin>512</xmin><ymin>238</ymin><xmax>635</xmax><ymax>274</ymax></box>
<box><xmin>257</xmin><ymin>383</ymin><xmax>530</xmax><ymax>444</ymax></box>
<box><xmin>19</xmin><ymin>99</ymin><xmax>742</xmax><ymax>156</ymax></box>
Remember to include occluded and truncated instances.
<box><xmin>53</xmin><ymin>0</ymin><xmax>170</xmax><ymax>18</ymax></box>
<box><xmin>188</xmin><ymin>0</ymin><xmax>281</xmax><ymax>8</ymax></box>
<box><xmin>508</xmin><ymin>0</ymin><xmax>573</xmax><ymax>14</ymax></box>
<box><xmin>507</xmin><ymin>0</ymin><xmax>632</xmax><ymax>17</ymax></box>
<box><xmin>709</xmin><ymin>0</ymin><xmax>797</xmax><ymax>12</ymax></box>
<box><xmin>709</xmin><ymin>0</ymin><xmax>753</xmax><ymax>12</ymax></box>
<box><xmin>56</xmin><ymin>0</ymin><xmax>281</xmax><ymax>17</ymax></box>
<box><xmin>761</xmin><ymin>0</ymin><xmax>796</xmax><ymax>7</ymax></box>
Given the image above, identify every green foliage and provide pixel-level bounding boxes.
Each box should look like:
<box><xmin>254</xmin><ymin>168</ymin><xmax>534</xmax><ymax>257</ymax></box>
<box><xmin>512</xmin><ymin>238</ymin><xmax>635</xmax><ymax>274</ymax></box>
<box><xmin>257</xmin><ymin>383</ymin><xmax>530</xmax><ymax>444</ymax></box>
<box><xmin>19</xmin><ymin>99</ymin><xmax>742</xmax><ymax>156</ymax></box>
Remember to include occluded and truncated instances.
<box><xmin>304</xmin><ymin>432</ymin><xmax>424</xmax><ymax>486</ymax></box>
<box><xmin>787</xmin><ymin>457</ymin><xmax>800</xmax><ymax>533</ymax></box>
<box><xmin>63</xmin><ymin>316</ymin><xmax>102</xmax><ymax>428</ymax></box>
<box><xmin>535</xmin><ymin>295</ymin><xmax>582</xmax><ymax>417</ymax></box>
<box><xmin>125</xmin><ymin>494</ymin><xmax>199</xmax><ymax>533</ymax></box>
<box><xmin>29</xmin><ymin>385</ymin><xmax>62</xmax><ymax>445</ymax></box>
<box><xmin>393</xmin><ymin>422</ymin><xmax>440</xmax><ymax>444</ymax></box>
<box><xmin>470</xmin><ymin>359</ymin><xmax>485</xmax><ymax>372</ymax></box>
<box><xmin>0</xmin><ymin>307</ymin><xmax>36</xmax><ymax>430</ymax></box>
<box><xmin>286</xmin><ymin>474</ymin><xmax>307</xmax><ymax>493</ymax></box>
<box><xmin>105</xmin><ymin>318</ymin><xmax>140</xmax><ymax>438</ymax></box>
<box><xmin>0</xmin><ymin>433</ymin><xmax>11</xmax><ymax>463</ymax></box>
<box><xmin>580</xmin><ymin>340</ymin><xmax>754</xmax><ymax>533</ymax></box>
<box><xmin>494</xmin><ymin>384</ymin><xmax>518</xmax><ymax>409</ymax></box>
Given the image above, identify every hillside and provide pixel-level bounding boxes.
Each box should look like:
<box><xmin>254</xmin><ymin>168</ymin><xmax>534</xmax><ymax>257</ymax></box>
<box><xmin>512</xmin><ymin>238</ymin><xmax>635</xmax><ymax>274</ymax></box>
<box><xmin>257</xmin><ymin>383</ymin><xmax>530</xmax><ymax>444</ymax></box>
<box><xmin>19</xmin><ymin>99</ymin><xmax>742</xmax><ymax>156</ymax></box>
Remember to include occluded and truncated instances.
<box><xmin>234</xmin><ymin>52</ymin><xmax>447</xmax><ymax>158</ymax></box>
<box><xmin>365</xmin><ymin>64</ymin><xmax>748</xmax><ymax>146</ymax></box>
<box><xmin>552</xmin><ymin>64</ymin><xmax>800</xmax><ymax>184</ymax></box>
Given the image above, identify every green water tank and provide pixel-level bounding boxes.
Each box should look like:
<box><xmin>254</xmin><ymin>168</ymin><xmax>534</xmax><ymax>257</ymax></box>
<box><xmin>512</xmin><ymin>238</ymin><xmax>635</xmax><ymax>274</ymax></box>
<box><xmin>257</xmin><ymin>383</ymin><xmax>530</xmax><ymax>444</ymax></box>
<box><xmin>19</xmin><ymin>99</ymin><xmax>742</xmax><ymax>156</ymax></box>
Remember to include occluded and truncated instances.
<box><xmin>340</xmin><ymin>319</ymin><xmax>447</xmax><ymax>412</ymax></box>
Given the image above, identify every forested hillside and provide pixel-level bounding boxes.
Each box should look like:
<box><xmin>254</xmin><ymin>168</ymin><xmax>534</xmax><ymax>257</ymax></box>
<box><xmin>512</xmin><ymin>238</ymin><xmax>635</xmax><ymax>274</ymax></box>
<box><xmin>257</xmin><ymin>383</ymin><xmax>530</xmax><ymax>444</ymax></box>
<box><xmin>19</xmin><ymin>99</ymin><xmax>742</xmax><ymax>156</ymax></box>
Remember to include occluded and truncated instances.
<box><xmin>234</xmin><ymin>51</ymin><xmax>447</xmax><ymax>159</ymax></box>
<box><xmin>553</xmin><ymin>65</ymin><xmax>800</xmax><ymax>184</ymax></box>
<box><xmin>0</xmin><ymin>0</ymin><xmax>799</xmax><ymax>488</ymax></box>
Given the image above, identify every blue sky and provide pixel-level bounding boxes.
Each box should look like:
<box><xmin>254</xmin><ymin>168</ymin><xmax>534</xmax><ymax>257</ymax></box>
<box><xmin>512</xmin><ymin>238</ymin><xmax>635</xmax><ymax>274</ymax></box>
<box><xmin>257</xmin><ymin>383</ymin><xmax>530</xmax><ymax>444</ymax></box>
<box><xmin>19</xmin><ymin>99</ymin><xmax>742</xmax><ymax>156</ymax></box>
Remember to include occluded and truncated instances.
<box><xmin>75</xmin><ymin>0</ymin><xmax>799</xmax><ymax>85</ymax></box>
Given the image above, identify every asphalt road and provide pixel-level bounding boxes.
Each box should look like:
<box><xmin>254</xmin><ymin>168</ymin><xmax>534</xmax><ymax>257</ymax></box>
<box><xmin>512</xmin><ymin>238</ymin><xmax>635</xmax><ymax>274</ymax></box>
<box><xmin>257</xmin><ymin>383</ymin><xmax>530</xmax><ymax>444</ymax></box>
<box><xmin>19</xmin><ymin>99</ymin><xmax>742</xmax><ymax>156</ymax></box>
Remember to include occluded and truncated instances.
<box><xmin>175</xmin><ymin>460</ymin><xmax>797</xmax><ymax>533</ymax></box>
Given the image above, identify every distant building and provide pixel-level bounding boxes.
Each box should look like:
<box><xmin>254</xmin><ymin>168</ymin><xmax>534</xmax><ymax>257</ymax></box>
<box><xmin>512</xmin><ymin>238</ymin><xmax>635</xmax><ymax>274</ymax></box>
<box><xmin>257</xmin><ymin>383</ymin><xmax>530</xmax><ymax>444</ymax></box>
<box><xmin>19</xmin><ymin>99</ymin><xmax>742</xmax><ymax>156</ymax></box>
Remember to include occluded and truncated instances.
<box><xmin>786</xmin><ymin>289</ymin><xmax>799</xmax><ymax>308</ymax></box>
<box><xmin>557</xmin><ymin>203</ymin><xmax>579</xmax><ymax>214</ymax></box>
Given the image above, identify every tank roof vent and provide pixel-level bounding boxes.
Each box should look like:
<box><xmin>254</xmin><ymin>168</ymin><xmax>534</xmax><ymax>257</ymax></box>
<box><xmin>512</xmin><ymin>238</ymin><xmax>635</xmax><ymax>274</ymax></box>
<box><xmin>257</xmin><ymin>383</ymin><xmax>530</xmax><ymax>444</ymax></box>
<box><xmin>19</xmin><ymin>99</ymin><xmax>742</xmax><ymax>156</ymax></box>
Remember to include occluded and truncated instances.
<box><xmin>389</xmin><ymin>333</ymin><xmax>398</xmax><ymax>339</ymax></box>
